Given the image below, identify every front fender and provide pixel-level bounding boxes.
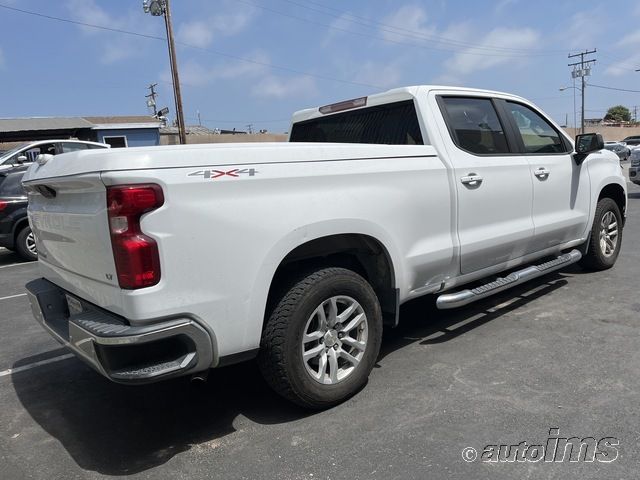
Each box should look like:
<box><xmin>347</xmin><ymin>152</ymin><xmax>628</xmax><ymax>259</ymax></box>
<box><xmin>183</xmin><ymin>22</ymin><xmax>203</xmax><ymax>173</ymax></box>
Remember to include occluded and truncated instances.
<box><xmin>585</xmin><ymin>152</ymin><xmax>627</xmax><ymax>234</ymax></box>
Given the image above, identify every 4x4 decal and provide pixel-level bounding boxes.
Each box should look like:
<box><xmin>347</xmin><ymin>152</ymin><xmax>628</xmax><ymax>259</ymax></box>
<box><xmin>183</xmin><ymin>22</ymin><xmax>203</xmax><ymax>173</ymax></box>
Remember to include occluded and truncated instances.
<box><xmin>188</xmin><ymin>168</ymin><xmax>258</xmax><ymax>179</ymax></box>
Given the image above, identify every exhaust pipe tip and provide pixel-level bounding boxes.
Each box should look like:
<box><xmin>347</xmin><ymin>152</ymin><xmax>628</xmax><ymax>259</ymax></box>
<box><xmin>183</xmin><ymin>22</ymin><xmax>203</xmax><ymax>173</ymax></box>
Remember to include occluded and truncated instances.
<box><xmin>190</xmin><ymin>372</ymin><xmax>209</xmax><ymax>384</ymax></box>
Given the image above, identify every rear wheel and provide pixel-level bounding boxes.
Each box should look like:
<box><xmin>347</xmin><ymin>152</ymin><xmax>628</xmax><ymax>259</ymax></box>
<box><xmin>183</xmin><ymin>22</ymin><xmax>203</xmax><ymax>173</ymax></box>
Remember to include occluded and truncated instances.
<box><xmin>579</xmin><ymin>197</ymin><xmax>622</xmax><ymax>270</ymax></box>
<box><xmin>15</xmin><ymin>226</ymin><xmax>37</xmax><ymax>261</ymax></box>
<box><xmin>258</xmin><ymin>267</ymin><xmax>383</xmax><ymax>409</ymax></box>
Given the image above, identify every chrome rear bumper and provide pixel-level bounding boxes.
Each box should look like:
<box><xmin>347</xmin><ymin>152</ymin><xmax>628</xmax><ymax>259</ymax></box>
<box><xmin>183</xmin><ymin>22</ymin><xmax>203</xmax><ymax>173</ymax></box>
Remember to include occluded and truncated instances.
<box><xmin>25</xmin><ymin>278</ymin><xmax>214</xmax><ymax>384</ymax></box>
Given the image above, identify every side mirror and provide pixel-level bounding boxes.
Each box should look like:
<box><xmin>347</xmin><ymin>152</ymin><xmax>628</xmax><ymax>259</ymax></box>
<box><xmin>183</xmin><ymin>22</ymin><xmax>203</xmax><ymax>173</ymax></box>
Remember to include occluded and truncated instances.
<box><xmin>16</xmin><ymin>155</ymin><xmax>28</xmax><ymax>164</ymax></box>
<box><xmin>575</xmin><ymin>133</ymin><xmax>604</xmax><ymax>154</ymax></box>
<box><xmin>574</xmin><ymin>133</ymin><xmax>604</xmax><ymax>164</ymax></box>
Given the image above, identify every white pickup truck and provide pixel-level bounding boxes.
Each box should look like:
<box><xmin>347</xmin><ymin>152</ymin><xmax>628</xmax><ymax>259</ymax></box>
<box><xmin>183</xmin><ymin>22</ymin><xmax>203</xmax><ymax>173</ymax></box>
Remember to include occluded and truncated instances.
<box><xmin>23</xmin><ymin>86</ymin><xmax>626</xmax><ymax>408</ymax></box>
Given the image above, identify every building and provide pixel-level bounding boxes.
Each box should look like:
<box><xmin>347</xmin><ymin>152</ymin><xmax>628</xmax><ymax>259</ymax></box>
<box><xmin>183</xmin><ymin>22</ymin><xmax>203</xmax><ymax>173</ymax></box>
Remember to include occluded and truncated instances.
<box><xmin>0</xmin><ymin>116</ymin><xmax>162</xmax><ymax>148</ymax></box>
<box><xmin>160</xmin><ymin>125</ymin><xmax>287</xmax><ymax>145</ymax></box>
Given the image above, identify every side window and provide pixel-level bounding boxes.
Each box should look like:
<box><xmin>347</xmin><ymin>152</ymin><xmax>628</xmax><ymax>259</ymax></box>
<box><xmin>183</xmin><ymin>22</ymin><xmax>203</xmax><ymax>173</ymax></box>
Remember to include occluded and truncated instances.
<box><xmin>440</xmin><ymin>97</ymin><xmax>509</xmax><ymax>154</ymax></box>
<box><xmin>20</xmin><ymin>147</ymin><xmax>42</xmax><ymax>163</ymax></box>
<box><xmin>103</xmin><ymin>136</ymin><xmax>127</xmax><ymax>148</ymax></box>
<box><xmin>24</xmin><ymin>143</ymin><xmax>56</xmax><ymax>162</ymax></box>
<box><xmin>506</xmin><ymin>102</ymin><xmax>568</xmax><ymax>154</ymax></box>
<box><xmin>61</xmin><ymin>142</ymin><xmax>89</xmax><ymax>153</ymax></box>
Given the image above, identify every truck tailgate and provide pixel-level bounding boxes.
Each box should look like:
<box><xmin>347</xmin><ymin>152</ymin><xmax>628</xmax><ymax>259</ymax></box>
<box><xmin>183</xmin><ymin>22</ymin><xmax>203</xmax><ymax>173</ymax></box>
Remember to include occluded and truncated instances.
<box><xmin>27</xmin><ymin>173</ymin><xmax>118</xmax><ymax>288</ymax></box>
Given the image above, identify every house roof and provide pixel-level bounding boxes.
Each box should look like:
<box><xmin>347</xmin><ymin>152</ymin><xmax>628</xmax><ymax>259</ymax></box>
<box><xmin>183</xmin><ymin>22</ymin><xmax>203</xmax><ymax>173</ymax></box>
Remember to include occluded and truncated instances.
<box><xmin>83</xmin><ymin>116</ymin><xmax>160</xmax><ymax>125</ymax></box>
<box><xmin>84</xmin><ymin>116</ymin><xmax>162</xmax><ymax>129</ymax></box>
<box><xmin>0</xmin><ymin>117</ymin><xmax>94</xmax><ymax>133</ymax></box>
<box><xmin>0</xmin><ymin>116</ymin><xmax>161</xmax><ymax>134</ymax></box>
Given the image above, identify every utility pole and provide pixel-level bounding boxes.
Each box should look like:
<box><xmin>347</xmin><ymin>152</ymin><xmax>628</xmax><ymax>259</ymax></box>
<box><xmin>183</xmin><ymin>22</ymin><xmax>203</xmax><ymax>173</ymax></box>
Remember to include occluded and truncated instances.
<box><xmin>568</xmin><ymin>49</ymin><xmax>596</xmax><ymax>134</ymax></box>
<box><xmin>146</xmin><ymin>83</ymin><xmax>158</xmax><ymax>116</ymax></box>
<box><xmin>143</xmin><ymin>0</ymin><xmax>187</xmax><ymax>144</ymax></box>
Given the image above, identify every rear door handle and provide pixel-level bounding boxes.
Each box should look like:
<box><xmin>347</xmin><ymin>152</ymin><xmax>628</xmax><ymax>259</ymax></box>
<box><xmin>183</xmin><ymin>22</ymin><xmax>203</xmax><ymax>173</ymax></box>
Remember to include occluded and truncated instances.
<box><xmin>460</xmin><ymin>174</ymin><xmax>483</xmax><ymax>186</ymax></box>
<box><xmin>534</xmin><ymin>167</ymin><xmax>550</xmax><ymax>178</ymax></box>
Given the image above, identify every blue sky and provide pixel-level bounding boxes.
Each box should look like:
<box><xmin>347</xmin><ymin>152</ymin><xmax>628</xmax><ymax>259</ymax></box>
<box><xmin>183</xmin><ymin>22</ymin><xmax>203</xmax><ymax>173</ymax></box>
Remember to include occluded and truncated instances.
<box><xmin>1</xmin><ymin>0</ymin><xmax>640</xmax><ymax>133</ymax></box>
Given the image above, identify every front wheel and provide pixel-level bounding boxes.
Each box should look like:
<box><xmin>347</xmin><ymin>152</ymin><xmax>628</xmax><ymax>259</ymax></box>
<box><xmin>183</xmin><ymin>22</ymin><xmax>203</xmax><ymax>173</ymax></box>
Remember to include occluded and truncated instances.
<box><xmin>258</xmin><ymin>267</ymin><xmax>383</xmax><ymax>409</ymax></box>
<box><xmin>579</xmin><ymin>197</ymin><xmax>622</xmax><ymax>270</ymax></box>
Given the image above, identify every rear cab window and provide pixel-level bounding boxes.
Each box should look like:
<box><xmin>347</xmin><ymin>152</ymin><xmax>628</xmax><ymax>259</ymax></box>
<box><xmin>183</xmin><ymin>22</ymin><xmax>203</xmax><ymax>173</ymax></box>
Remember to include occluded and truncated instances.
<box><xmin>438</xmin><ymin>96</ymin><xmax>510</xmax><ymax>155</ymax></box>
<box><xmin>290</xmin><ymin>100</ymin><xmax>424</xmax><ymax>145</ymax></box>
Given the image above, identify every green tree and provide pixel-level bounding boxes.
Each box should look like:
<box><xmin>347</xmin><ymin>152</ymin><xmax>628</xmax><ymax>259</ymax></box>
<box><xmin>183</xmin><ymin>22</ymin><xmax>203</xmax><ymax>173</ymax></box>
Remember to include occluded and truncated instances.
<box><xmin>604</xmin><ymin>105</ymin><xmax>631</xmax><ymax>122</ymax></box>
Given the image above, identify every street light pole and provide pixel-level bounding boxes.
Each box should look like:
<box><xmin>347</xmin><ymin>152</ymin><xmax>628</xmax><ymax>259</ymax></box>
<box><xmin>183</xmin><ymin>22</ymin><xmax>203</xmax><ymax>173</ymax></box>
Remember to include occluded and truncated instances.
<box><xmin>559</xmin><ymin>85</ymin><xmax>582</xmax><ymax>133</ymax></box>
<box><xmin>143</xmin><ymin>0</ymin><xmax>186</xmax><ymax>145</ymax></box>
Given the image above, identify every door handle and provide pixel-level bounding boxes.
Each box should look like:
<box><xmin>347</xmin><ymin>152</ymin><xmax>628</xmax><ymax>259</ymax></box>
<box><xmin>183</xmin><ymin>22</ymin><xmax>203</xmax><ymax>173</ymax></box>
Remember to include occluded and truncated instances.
<box><xmin>460</xmin><ymin>174</ymin><xmax>483</xmax><ymax>186</ymax></box>
<box><xmin>534</xmin><ymin>167</ymin><xmax>550</xmax><ymax>178</ymax></box>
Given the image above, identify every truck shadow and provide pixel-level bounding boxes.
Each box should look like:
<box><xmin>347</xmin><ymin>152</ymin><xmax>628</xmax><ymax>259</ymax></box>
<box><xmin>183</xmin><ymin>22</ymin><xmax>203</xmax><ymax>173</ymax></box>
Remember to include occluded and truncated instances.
<box><xmin>12</xmin><ymin>273</ymin><xmax>567</xmax><ymax>476</ymax></box>
<box><xmin>0</xmin><ymin>247</ymin><xmax>32</xmax><ymax>267</ymax></box>
<box><xmin>379</xmin><ymin>273</ymin><xmax>567</xmax><ymax>362</ymax></box>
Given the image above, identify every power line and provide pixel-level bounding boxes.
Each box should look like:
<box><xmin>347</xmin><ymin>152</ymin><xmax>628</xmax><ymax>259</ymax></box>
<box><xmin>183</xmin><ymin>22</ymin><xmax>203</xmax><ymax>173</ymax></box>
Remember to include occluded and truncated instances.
<box><xmin>587</xmin><ymin>83</ymin><xmax>640</xmax><ymax>94</ymax></box>
<box><xmin>0</xmin><ymin>2</ymin><xmax>385</xmax><ymax>90</ymax></box>
<box><xmin>237</xmin><ymin>0</ymin><xmax>556</xmax><ymax>58</ymax></box>
<box><xmin>277</xmin><ymin>0</ymin><xmax>564</xmax><ymax>55</ymax></box>
<box><xmin>598</xmin><ymin>51</ymin><xmax>640</xmax><ymax>73</ymax></box>
<box><xmin>0</xmin><ymin>3</ymin><xmax>166</xmax><ymax>40</ymax></box>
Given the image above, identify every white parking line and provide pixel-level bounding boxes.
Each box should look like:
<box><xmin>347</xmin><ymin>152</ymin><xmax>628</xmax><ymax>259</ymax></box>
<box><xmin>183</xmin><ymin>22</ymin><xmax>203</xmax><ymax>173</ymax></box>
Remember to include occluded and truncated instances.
<box><xmin>0</xmin><ymin>293</ymin><xmax>27</xmax><ymax>302</ymax></box>
<box><xmin>0</xmin><ymin>354</ymin><xmax>74</xmax><ymax>378</ymax></box>
<box><xmin>0</xmin><ymin>261</ymin><xmax>37</xmax><ymax>270</ymax></box>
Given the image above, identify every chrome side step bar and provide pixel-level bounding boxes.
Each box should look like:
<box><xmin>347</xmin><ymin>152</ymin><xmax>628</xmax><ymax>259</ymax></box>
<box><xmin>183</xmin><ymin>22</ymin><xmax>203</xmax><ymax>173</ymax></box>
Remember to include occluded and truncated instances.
<box><xmin>436</xmin><ymin>249</ymin><xmax>582</xmax><ymax>310</ymax></box>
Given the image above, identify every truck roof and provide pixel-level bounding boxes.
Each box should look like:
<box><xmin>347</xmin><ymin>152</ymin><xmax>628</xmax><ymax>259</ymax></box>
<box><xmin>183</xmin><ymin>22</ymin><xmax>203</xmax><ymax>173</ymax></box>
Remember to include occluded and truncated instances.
<box><xmin>290</xmin><ymin>85</ymin><xmax>530</xmax><ymax>124</ymax></box>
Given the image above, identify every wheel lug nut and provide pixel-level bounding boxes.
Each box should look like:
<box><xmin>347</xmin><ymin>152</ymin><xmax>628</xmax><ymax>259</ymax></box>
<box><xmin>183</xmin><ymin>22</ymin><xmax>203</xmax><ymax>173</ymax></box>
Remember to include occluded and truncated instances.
<box><xmin>333</xmin><ymin>344</ymin><xmax>338</xmax><ymax>350</ymax></box>
<box><xmin>338</xmin><ymin>332</ymin><xmax>344</xmax><ymax>339</ymax></box>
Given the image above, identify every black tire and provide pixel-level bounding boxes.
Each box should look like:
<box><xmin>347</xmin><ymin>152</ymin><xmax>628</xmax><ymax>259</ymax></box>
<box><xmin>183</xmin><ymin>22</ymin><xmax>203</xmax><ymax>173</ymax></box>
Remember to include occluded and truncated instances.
<box><xmin>15</xmin><ymin>226</ymin><xmax>37</xmax><ymax>261</ymax></box>
<box><xmin>258</xmin><ymin>267</ymin><xmax>383</xmax><ymax>409</ymax></box>
<box><xmin>579</xmin><ymin>197</ymin><xmax>622</xmax><ymax>271</ymax></box>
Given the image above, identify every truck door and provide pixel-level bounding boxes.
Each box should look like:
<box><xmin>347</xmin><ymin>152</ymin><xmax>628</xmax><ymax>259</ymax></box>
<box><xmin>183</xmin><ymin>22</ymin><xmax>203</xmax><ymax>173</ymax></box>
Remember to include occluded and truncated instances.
<box><xmin>437</xmin><ymin>95</ymin><xmax>535</xmax><ymax>274</ymax></box>
<box><xmin>498</xmin><ymin>100</ymin><xmax>591</xmax><ymax>251</ymax></box>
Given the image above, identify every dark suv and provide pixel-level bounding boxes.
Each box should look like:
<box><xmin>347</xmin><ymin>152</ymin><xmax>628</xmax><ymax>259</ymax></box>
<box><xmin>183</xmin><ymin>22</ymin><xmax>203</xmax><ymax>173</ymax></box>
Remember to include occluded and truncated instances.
<box><xmin>0</xmin><ymin>165</ymin><xmax>35</xmax><ymax>260</ymax></box>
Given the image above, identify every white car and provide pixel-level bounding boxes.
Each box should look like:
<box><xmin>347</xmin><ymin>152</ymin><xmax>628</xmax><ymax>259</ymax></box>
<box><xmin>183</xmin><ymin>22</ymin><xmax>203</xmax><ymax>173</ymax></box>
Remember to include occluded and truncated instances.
<box><xmin>0</xmin><ymin>139</ymin><xmax>108</xmax><ymax>166</ymax></box>
<box><xmin>629</xmin><ymin>147</ymin><xmax>640</xmax><ymax>184</ymax></box>
<box><xmin>604</xmin><ymin>141</ymin><xmax>631</xmax><ymax>161</ymax></box>
<box><xmin>23</xmin><ymin>85</ymin><xmax>626</xmax><ymax>408</ymax></box>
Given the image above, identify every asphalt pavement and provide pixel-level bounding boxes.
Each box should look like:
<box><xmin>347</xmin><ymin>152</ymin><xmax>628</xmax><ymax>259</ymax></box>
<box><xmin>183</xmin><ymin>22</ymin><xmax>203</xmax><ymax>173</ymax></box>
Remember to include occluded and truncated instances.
<box><xmin>1</xmin><ymin>170</ymin><xmax>639</xmax><ymax>479</ymax></box>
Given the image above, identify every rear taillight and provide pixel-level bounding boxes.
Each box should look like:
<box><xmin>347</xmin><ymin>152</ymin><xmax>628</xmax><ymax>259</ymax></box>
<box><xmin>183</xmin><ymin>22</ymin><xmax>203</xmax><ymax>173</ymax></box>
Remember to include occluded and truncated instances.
<box><xmin>0</xmin><ymin>201</ymin><xmax>7</xmax><ymax>211</ymax></box>
<box><xmin>106</xmin><ymin>184</ymin><xmax>164</xmax><ymax>289</ymax></box>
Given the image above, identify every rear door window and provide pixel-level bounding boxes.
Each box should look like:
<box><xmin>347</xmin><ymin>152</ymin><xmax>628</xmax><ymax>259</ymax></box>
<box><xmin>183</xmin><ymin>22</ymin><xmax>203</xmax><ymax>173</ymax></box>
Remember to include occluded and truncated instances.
<box><xmin>290</xmin><ymin>100</ymin><xmax>424</xmax><ymax>145</ymax></box>
<box><xmin>439</xmin><ymin>97</ymin><xmax>510</xmax><ymax>155</ymax></box>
